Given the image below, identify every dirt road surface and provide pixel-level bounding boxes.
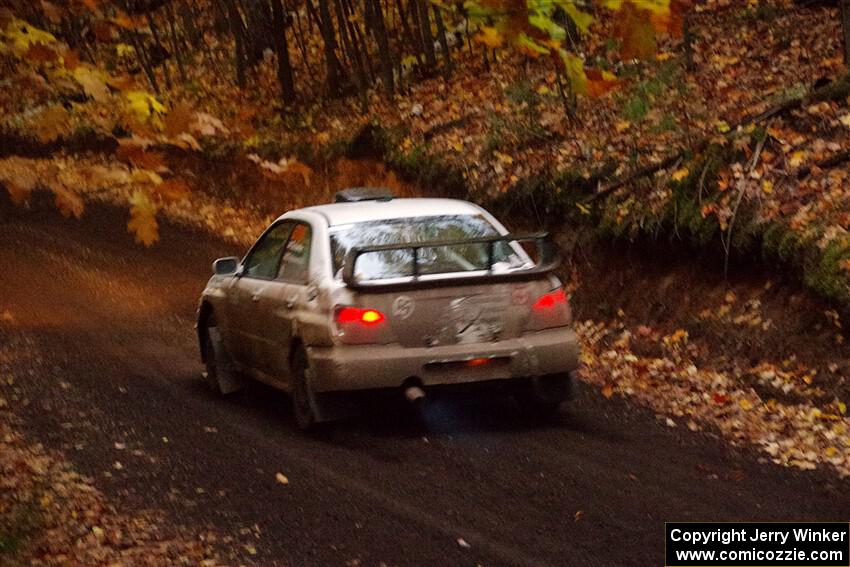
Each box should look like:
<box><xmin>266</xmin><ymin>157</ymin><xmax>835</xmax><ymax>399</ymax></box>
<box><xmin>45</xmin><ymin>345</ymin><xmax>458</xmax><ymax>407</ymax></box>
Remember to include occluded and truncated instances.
<box><xmin>2</xmin><ymin>198</ymin><xmax>848</xmax><ymax>567</ymax></box>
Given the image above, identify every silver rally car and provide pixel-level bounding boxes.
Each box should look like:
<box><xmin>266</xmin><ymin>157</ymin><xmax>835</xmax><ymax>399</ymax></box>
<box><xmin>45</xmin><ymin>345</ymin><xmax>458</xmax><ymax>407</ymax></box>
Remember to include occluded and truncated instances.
<box><xmin>197</xmin><ymin>188</ymin><xmax>579</xmax><ymax>428</ymax></box>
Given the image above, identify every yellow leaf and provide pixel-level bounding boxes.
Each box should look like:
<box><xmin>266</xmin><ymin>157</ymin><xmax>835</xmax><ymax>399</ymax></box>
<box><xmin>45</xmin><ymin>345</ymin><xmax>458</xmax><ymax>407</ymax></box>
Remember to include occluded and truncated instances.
<box><xmin>789</xmin><ymin>151</ymin><xmax>806</xmax><ymax>168</ymax></box>
<box><xmin>838</xmin><ymin>401</ymin><xmax>847</xmax><ymax>415</ymax></box>
<box><xmin>562</xmin><ymin>3</ymin><xmax>593</xmax><ymax>34</ymax></box>
<box><xmin>632</xmin><ymin>0</ymin><xmax>671</xmax><ymax>15</ymax></box>
<box><xmin>73</xmin><ymin>65</ymin><xmax>110</xmax><ymax>102</ymax></box>
<box><xmin>127</xmin><ymin>190</ymin><xmax>158</xmax><ymax>246</ymax></box>
<box><xmin>131</xmin><ymin>170</ymin><xmax>163</xmax><ymax>185</ymax></box>
<box><xmin>825</xmin><ymin>446</ymin><xmax>838</xmax><ymax>458</ymax></box>
<box><xmin>493</xmin><ymin>151</ymin><xmax>513</xmax><ymax>165</ymax></box>
<box><xmin>615</xmin><ymin>120</ymin><xmax>632</xmax><ymax>132</ymax></box>
<box><xmin>560</xmin><ymin>51</ymin><xmax>587</xmax><ymax>95</ymax></box>
<box><xmin>3</xmin><ymin>18</ymin><xmax>57</xmax><ymax>55</ymax></box>
<box><xmin>715</xmin><ymin>120</ymin><xmax>731</xmax><ymax>134</ymax></box>
<box><xmin>126</xmin><ymin>91</ymin><xmax>167</xmax><ymax>124</ymax></box>
<box><xmin>116</xmin><ymin>43</ymin><xmax>136</xmax><ymax>58</ymax></box>
<box><xmin>762</xmin><ymin>180</ymin><xmax>773</xmax><ymax>194</ymax></box>
<box><xmin>474</xmin><ymin>26</ymin><xmax>503</xmax><ymax>49</ymax></box>
<box><xmin>515</xmin><ymin>33</ymin><xmax>549</xmax><ymax>58</ymax></box>
<box><xmin>671</xmin><ymin>168</ymin><xmax>689</xmax><ymax>181</ymax></box>
<box><xmin>739</xmin><ymin>399</ymin><xmax>753</xmax><ymax>411</ymax></box>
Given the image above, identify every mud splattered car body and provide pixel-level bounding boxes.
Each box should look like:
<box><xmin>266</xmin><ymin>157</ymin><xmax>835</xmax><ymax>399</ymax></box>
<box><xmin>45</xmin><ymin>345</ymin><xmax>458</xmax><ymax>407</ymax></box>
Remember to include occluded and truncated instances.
<box><xmin>198</xmin><ymin>189</ymin><xmax>579</xmax><ymax>427</ymax></box>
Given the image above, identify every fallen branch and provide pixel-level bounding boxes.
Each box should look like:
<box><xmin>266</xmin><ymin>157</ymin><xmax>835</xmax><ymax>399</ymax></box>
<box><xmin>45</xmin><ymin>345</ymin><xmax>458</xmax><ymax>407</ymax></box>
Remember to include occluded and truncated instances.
<box><xmin>723</xmin><ymin>127</ymin><xmax>768</xmax><ymax>278</ymax></box>
<box><xmin>590</xmin><ymin>74</ymin><xmax>850</xmax><ymax>201</ymax></box>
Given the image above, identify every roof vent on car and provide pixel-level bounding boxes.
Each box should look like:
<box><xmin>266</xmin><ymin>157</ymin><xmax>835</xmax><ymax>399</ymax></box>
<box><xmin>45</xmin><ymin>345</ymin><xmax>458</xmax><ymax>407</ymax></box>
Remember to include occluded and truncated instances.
<box><xmin>334</xmin><ymin>187</ymin><xmax>395</xmax><ymax>203</ymax></box>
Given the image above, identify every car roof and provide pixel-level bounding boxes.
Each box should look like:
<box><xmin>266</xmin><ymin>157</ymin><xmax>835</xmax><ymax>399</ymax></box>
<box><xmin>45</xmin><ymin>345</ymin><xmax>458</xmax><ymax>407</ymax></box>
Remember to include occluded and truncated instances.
<box><xmin>291</xmin><ymin>198</ymin><xmax>486</xmax><ymax>227</ymax></box>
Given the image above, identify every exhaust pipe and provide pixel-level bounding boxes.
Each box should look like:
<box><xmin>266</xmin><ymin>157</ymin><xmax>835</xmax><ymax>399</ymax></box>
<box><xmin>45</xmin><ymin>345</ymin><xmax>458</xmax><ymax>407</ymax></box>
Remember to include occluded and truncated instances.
<box><xmin>404</xmin><ymin>385</ymin><xmax>426</xmax><ymax>403</ymax></box>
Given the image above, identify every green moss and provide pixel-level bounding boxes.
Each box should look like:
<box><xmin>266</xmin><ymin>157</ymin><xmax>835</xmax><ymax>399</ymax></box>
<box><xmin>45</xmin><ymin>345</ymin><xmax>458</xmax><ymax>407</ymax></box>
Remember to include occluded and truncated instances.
<box><xmin>777</xmin><ymin>229</ymin><xmax>804</xmax><ymax>264</ymax></box>
<box><xmin>804</xmin><ymin>240</ymin><xmax>850</xmax><ymax>303</ymax></box>
<box><xmin>358</xmin><ymin>122</ymin><xmax>850</xmax><ymax>309</ymax></box>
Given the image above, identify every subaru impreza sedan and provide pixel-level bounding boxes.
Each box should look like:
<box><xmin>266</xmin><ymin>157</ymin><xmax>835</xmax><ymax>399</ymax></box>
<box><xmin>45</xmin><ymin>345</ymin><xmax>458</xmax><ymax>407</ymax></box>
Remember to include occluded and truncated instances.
<box><xmin>197</xmin><ymin>188</ymin><xmax>579</xmax><ymax>429</ymax></box>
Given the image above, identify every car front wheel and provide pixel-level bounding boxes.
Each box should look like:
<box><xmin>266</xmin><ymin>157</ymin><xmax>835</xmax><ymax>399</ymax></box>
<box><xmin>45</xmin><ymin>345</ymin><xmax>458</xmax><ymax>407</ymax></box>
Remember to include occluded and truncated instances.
<box><xmin>202</xmin><ymin>325</ymin><xmax>242</xmax><ymax>395</ymax></box>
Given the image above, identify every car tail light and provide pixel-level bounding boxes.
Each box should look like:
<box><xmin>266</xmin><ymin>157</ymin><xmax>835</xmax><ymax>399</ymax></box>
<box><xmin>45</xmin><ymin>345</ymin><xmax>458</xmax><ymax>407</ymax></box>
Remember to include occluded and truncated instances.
<box><xmin>526</xmin><ymin>288</ymin><xmax>572</xmax><ymax>331</ymax></box>
<box><xmin>532</xmin><ymin>288</ymin><xmax>567</xmax><ymax>311</ymax></box>
<box><xmin>335</xmin><ymin>306</ymin><xmax>386</xmax><ymax>326</ymax></box>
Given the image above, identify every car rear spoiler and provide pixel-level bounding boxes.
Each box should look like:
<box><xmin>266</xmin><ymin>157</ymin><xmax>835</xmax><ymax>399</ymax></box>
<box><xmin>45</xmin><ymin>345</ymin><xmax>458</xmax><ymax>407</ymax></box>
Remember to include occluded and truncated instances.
<box><xmin>342</xmin><ymin>233</ymin><xmax>561</xmax><ymax>291</ymax></box>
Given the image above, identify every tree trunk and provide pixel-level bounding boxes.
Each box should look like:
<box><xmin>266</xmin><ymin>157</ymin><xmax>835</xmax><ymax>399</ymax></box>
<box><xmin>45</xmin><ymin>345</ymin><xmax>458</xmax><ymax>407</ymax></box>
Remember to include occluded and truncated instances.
<box><xmin>334</xmin><ymin>0</ymin><xmax>369</xmax><ymax>110</ymax></box>
<box><xmin>315</xmin><ymin>0</ymin><xmax>343</xmax><ymax>95</ymax></box>
<box><xmin>432</xmin><ymin>2</ymin><xmax>451</xmax><ymax>77</ymax></box>
<box><xmin>842</xmin><ymin>0</ymin><xmax>850</xmax><ymax>66</ymax></box>
<box><xmin>393</xmin><ymin>0</ymin><xmax>418</xmax><ymax>63</ymax></box>
<box><xmin>146</xmin><ymin>12</ymin><xmax>172</xmax><ymax>89</ymax></box>
<box><xmin>165</xmin><ymin>2</ymin><xmax>187</xmax><ymax>83</ymax></box>
<box><xmin>415</xmin><ymin>0</ymin><xmax>436</xmax><ymax>68</ymax></box>
<box><xmin>221</xmin><ymin>0</ymin><xmax>247</xmax><ymax>86</ymax></box>
<box><xmin>270</xmin><ymin>0</ymin><xmax>296</xmax><ymax>104</ymax></box>
<box><xmin>369</xmin><ymin>0</ymin><xmax>394</xmax><ymax>95</ymax></box>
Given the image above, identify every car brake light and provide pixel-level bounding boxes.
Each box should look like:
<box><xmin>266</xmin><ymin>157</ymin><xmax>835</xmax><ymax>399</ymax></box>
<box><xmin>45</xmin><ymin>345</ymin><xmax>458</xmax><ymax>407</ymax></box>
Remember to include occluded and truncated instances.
<box><xmin>335</xmin><ymin>306</ymin><xmax>385</xmax><ymax>325</ymax></box>
<box><xmin>532</xmin><ymin>288</ymin><xmax>567</xmax><ymax>311</ymax></box>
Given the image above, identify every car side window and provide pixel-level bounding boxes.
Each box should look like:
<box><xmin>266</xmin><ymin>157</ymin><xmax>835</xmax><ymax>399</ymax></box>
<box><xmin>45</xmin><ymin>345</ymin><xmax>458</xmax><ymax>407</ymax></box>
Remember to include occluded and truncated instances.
<box><xmin>278</xmin><ymin>223</ymin><xmax>312</xmax><ymax>284</ymax></box>
<box><xmin>242</xmin><ymin>222</ymin><xmax>294</xmax><ymax>279</ymax></box>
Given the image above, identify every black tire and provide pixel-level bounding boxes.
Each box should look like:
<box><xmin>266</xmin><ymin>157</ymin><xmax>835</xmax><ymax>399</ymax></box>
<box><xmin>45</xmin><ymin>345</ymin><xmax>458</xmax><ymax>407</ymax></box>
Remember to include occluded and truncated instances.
<box><xmin>202</xmin><ymin>326</ymin><xmax>224</xmax><ymax>394</ymax></box>
<box><xmin>523</xmin><ymin>373</ymin><xmax>573</xmax><ymax>416</ymax></box>
<box><xmin>202</xmin><ymin>325</ymin><xmax>242</xmax><ymax>395</ymax></box>
<box><xmin>291</xmin><ymin>347</ymin><xmax>319</xmax><ymax>431</ymax></box>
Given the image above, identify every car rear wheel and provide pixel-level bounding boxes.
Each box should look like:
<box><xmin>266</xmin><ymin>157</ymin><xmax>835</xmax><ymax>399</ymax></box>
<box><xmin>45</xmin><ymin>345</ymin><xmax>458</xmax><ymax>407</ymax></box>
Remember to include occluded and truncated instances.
<box><xmin>524</xmin><ymin>372</ymin><xmax>574</xmax><ymax>415</ymax></box>
<box><xmin>291</xmin><ymin>347</ymin><xmax>319</xmax><ymax>431</ymax></box>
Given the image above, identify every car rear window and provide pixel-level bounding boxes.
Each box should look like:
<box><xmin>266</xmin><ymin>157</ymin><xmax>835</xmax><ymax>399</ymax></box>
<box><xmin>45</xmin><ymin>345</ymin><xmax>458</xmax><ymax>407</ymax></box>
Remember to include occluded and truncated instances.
<box><xmin>329</xmin><ymin>214</ymin><xmax>525</xmax><ymax>279</ymax></box>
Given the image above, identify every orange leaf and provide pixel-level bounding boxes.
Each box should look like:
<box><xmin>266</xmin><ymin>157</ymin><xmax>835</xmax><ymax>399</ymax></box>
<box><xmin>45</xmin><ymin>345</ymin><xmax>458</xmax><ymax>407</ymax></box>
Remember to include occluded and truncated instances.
<box><xmin>287</xmin><ymin>161</ymin><xmax>313</xmax><ymax>186</ymax></box>
<box><xmin>111</xmin><ymin>11</ymin><xmax>142</xmax><ymax>29</ymax></box>
<box><xmin>601</xmin><ymin>384</ymin><xmax>614</xmax><ymax>398</ymax></box>
<box><xmin>40</xmin><ymin>1</ymin><xmax>63</xmax><ymax>24</ymax></box>
<box><xmin>614</xmin><ymin>3</ymin><xmax>657</xmax><ymax>60</ymax></box>
<box><xmin>153</xmin><ymin>179</ymin><xmax>190</xmax><ymax>203</ymax></box>
<box><xmin>116</xmin><ymin>144</ymin><xmax>166</xmax><ymax>170</ymax></box>
<box><xmin>127</xmin><ymin>190</ymin><xmax>158</xmax><ymax>246</ymax></box>
<box><xmin>24</xmin><ymin>43</ymin><xmax>58</xmax><ymax>64</ymax></box>
<box><xmin>4</xmin><ymin>179</ymin><xmax>34</xmax><ymax>205</ymax></box>
<box><xmin>585</xmin><ymin>68</ymin><xmax>619</xmax><ymax>97</ymax></box>
<box><xmin>63</xmin><ymin>49</ymin><xmax>80</xmax><ymax>70</ymax></box>
<box><xmin>31</xmin><ymin>105</ymin><xmax>70</xmax><ymax>142</ymax></box>
<box><xmin>164</xmin><ymin>102</ymin><xmax>194</xmax><ymax>137</ymax></box>
<box><xmin>92</xmin><ymin>20</ymin><xmax>115</xmax><ymax>42</ymax></box>
<box><xmin>53</xmin><ymin>185</ymin><xmax>84</xmax><ymax>219</ymax></box>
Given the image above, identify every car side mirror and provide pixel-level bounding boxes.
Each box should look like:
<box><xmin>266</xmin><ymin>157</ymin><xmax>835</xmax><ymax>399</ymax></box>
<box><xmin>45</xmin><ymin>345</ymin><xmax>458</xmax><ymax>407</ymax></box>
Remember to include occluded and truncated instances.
<box><xmin>213</xmin><ymin>257</ymin><xmax>241</xmax><ymax>276</ymax></box>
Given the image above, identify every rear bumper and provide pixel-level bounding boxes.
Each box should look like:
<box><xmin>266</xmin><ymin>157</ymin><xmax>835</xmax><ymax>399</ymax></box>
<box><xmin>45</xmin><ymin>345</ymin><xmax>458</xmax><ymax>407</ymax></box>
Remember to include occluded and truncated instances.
<box><xmin>307</xmin><ymin>327</ymin><xmax>579</xmax><ymax>393</ymax></box>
